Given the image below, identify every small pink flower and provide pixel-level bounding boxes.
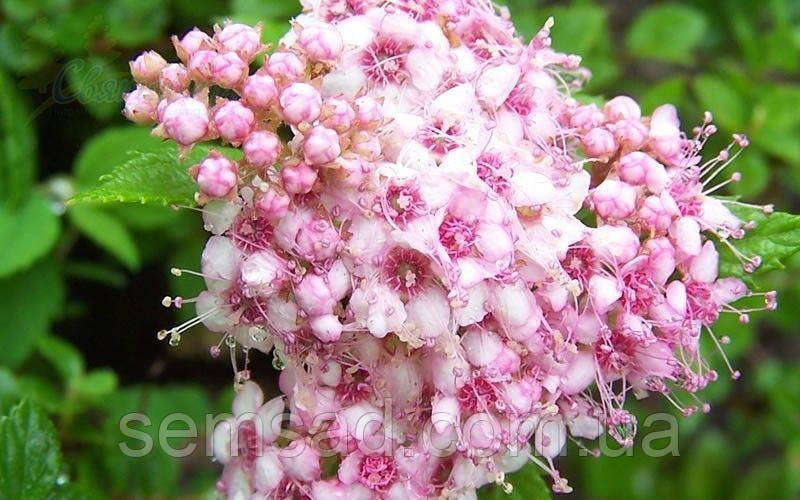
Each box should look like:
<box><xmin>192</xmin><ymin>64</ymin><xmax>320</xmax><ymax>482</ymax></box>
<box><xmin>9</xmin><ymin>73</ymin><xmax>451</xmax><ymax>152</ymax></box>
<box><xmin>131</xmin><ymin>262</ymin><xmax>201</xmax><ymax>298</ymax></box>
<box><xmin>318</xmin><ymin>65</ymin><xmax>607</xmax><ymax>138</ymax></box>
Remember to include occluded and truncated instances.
<box><xmin>603</xmin><ymin>95</ymin><xmax>641</xmax><ymax>122</ymax></box>
<box><xmin>582</xmin><ymin>127</ymin><xmax>617</xmax><ymax>160</ymax></box>
<box><xmin>172</xmin><ymin>28</ymin><xmax>213</xmax><ymax>63</ymax></box>
<box><xmin>130</xmin><ymin>50</ymin><xmax>167</xmax><ymax>86</ymax></box>
<box><xmin>303</xmin><ymin>126</ymin><xmax>341</xmax><ymax>166</ymax></box>
<box><xmin>280</xmin><ymin>83</ymin><xmax>323</xmax><ymax>125</ymax></box>
<box><xmin>243</xmin><ymin>131</ymin><xmax>281</xmax><ymax>169</ymax></box>
<box><xmin>213</xmin><ymin>100</ymin><xmax>255</xmax><ymax>145</ymax></box>
<box><xmin>255</xmin><ymin>189</ymin><xmax>290</xmax><ymax>219</ymax></box>
<box><xmin>591</xmin><ymin>179</ymin><xmax>637</xmax><ymax>220</ymax></box>
<box><xmin>354</xmin><ymin>96</ymin><xmax>383</xmax><ymax>129</ymax></box>
<box><xmin>242</xmin><ymin>72</ymin><xmax>279</xmax><ymax>110</ymax></box>
<box><xmin>161</xmin><ymin>97</ymin><xmax>209</xmax><ymax>145</ymax></box>
<box><xmin>321</xmin><ymin>98</ymin><xmax>356</xmax><ymax>132</ymax></box>
<box><xmin>188</xmin><ymin>48</ymin><xmax>218</xmax><ymax>83</ymax></box>
<box><xmin>158</xmin><ymin>63</ymin><xmax>190</xmax><ymax>92</ymax></box>
<box><xmin>298</xmin><ymin>24</ymin><xmax>344</xmax><ymax>62</ymax></box>
<box><xmin>123</xmin><ymin>85</ymin><xmax>159</xmax><ymax>124</ymax></box>
<box><xmin>216</xmin><ymin>23</ymin><xmax>263</xmax><ymax>62</ymax></box>
<box><xmin>268</xmin><ymin>52</ymin><xmax>307</xmax><ymax>83</ymax></box>
<box><xmin>211</xmin><ymin>51</ymin><xmax>249</xmax><ymax>88</ymax></box>
<box><xmin>281</xmin><ymin>161</ymin><xmax>318</xmax><ymax>194</ymax></box>
<box><xmin>193</xmin><ymin>151</ymin><xmax>238</xmax><ymax>198</ymax></box>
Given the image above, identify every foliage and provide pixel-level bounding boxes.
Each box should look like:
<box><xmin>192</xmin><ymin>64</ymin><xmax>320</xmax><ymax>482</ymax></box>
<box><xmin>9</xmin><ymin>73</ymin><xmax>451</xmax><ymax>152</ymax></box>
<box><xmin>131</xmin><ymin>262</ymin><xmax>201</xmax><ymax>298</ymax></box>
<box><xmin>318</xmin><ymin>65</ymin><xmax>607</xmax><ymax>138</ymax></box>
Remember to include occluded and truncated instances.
<box><xmin>1</xmin><ymin>0</ymin><xmax>799</xmax><ymax>498</ymax></box>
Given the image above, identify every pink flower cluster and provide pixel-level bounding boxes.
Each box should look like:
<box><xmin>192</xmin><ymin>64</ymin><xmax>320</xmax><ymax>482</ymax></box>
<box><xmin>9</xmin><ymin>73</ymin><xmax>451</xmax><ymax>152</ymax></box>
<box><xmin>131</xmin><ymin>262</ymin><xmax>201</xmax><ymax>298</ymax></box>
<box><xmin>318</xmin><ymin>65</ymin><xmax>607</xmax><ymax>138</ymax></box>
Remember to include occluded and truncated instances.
<box><xmin>126</xmin><ymin>1</ymin><xmax>777</xmax><ymax>497</ymax></box>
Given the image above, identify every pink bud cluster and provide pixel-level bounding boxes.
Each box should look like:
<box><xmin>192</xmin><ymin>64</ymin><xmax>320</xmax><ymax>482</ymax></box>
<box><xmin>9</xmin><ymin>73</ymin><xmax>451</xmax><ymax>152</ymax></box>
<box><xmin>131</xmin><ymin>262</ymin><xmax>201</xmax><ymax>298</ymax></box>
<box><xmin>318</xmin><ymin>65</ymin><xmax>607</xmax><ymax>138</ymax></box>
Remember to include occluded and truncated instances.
<box><xmin>127</xmin><ymin>1</ymin><xmax>777</xmax><ymax>498</ymax></box>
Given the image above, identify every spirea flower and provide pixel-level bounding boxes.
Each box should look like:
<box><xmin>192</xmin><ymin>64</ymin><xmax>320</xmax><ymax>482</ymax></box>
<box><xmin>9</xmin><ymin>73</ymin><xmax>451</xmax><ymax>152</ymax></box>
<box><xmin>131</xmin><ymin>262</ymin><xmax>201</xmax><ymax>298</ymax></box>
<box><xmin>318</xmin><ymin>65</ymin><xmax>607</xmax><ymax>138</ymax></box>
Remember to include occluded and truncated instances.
<box><xmin>130</xmin><ymin>2</ymin><xmax>778</xmax><ymax>498</ymax></box>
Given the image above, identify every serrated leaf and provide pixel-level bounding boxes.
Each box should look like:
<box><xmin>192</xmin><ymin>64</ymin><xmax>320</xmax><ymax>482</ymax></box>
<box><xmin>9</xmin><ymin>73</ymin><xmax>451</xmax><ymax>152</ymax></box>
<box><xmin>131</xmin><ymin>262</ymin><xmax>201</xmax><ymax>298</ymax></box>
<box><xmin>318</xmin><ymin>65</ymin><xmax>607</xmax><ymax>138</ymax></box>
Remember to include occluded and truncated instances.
<box><xmin>74</xmin><ymin>126</ymin><xmax>163</xmax><ymax>188</ymax></box>
<box><xmin>0</xmin><ymin>192</ymin><xmax>60</xmax><ymax>278</ymax></box>
<box><xmin>70</xmin><ymin>144</ymin><xmax>241</xmax><ymax>207</ymax></box>
<box><xmin>718</xmin><ymin>206</ymin><xmax>800</xmax><ymax>279</ymax></box>
<box><xmin>693</xmin><ymin>74</ymin><xmax>748</xmax><ymax>131</ymax></box>
<box><xmin>68</xmin><ymin>204</ymin><xmax>140</xmax><ymax>270</ymax></box>
<box><xmin>626</xmin><ymin>4</ymin><xmax>707</xmax><ymax>64</ymax></box>
<box><xmin>478</xmin><ymin>462</ymin><xmax>551</xmax><ymax>500</ymax></box>
<box><xmin>36</xmin><ymin>335</ymin><xmax>85</xmax><ymax>382</ymax></box>
<box><xmin>0</xmin><ymin>68</ymin><xmax>37</xmax><ymax>205</ymax></box>
<box><xmin>74</xmin><ymin>126</ymin><xmax>181</xmax><ymax>230</ymax></box>
<box><xmin>0</xmin><ymin>399</ymin><xmax>68</xmax><ymax>500</ymax></box>
<box><xmin>0</xmin><ymin>258</ymin><xmax>65</xmax><ymax>368</ymax></box>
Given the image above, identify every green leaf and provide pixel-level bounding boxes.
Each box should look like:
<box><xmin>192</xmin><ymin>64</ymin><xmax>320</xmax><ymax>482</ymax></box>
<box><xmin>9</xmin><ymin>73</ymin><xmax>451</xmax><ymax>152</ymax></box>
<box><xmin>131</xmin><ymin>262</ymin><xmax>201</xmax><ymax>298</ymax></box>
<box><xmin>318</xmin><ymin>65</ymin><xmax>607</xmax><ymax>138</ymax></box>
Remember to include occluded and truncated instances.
<box><xmin>229</xmin><ymin>0</ymin><xmax>301</xmax><ymax>24</ymax></box>
<box><xmin>0</xmin><ymin>68</ymin><xmax>37</xmax><ymax>205</ymax></box>
<box><xmin>36</xmin><ymin>335</ymin><xmax>84</xmax><ymax>382</ymax></box>
<box><xmin>68</xmin><ymin>204</ymin><xmax>140</xmax><ymax>270</ymax></box>
<box><xmin>718</xmin><ymin>207</ymin><xmax>800</xmax><ymax>279</ymax></box>
<box><xmin>71</xmin><ymin>369</ymin><xmax>118</xmax><ymax>400</ymax></box>
<box><xmin>74</xmin><ymin>126</ymin><xmax>164</xmax><ymax>188</ymax></box>
<box><xmin>0</xmin><ymin>192</ymin><xmax>60</xmax><ymax>278</ymax></box>
<box><xmin>0</xmin><ymin>258</ymin><xmax>65</xmax><ymax>368</ymax></box>
<box><xmin>478</xmin><ymin>463</ymin><xmax>551</xmax><ymax>500</ymax></box>
<box><xmin>693</xmin><ymin>74</ymin><xmax>748</xmax><ymax>131</ymax></box>
<box><xmin>0</xmin><ymin>399</ymin><xmax>68</xmax><ymax>500</ymax></box>
<box><xmin>626</xmin><ymin>4</ymin><xmax>707</xmax><ymax>64</ymax></box>
<box><xmin>74</xmin><ymin>126</ymin><xmax>182</xmax><ymax>230</ymax></box>
<box><xmin>65</xmin><ymin>57</ymin><xmax>127</xmax><ymax>120</ymax></box>
<box><xmin>70</xmin><ymin>144</ymin><xmax>242</xmax><ymax>207</ymax></box>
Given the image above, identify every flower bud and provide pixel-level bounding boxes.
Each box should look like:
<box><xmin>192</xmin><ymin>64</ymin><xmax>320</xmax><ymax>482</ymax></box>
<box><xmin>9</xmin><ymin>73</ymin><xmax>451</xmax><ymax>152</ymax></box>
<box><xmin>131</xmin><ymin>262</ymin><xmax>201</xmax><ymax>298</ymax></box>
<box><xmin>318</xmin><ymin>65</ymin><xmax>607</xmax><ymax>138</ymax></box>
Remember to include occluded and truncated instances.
<box><xmin>582</xmin><ymin>127</ymin><xmax>617</xmax><ymax>160</ymax></box>
<box><xmin>280</xmin><ymin>83</ymin><xmax>322</xmax><ymax>125</ymax></box>
<box><xmin>193</xmin><ymin>151</ymin><xmax>238</xmax><ymax>198</ymax></box>
<box><xmin>281</xmin><ymin>162</ymin><xmax>318</xmax><ymax>194</ymax></box>
<box><xmin>321</xmin><ymin>98</ymin><xmax>355</xmax><ymax>132</ymax></box>
<box><xmin>256</xmin><ymin>188</ymin><xmax>290</xmax><ymax>219</ymax></box>
<box><xmin>298</xmin><ymin>24</ymin><xmax>344</xmax><ymax>62</ymax></box>
<box><xmin>162</xmin><ymin>97</ymin><xmax>209</xmax><ymax>145</ymax></box>
<box><xmin>243</xmin><ymin>130</ymin><xmax>281</xmax><ymax>169</ymax></box>
<box><xmin>172</xmin><ymin>28</ymin><xmax>213</xmax><ymax>63</ymax></box>
<box><xmin>268</xmin><ymin>52</ymin><xmax>306</xmax><ymax>83</ymax></box>
<box><xmin>187</xmin><ymin>49</ymin><xmax>217</xmax><ymax>83</ymax></box>
<box><xmin>159</xmin><ymin>63</ymin><xmax>190</xmax><ymax>92</ymax></box>
<box><xmin>213</xmin><ymin>100</ymin><xmax>255</xmax><ymax>145</ymax></box>
<box><xmin>242</xmin><ymin>72</ymin><xmax>279</xmax><ymax>110</ymax></box>
<box><xmin>303</xmin><ymin>125</ymin><xmax>341</xmax><ymax>165</ymax></box>
<box><xmin>130</xmin><ymin>50</ymin><xmax>167</xmax><ymax>86</ymax></box>
<box><xmin>591</xmin><ymin>179</ymin><xmax>636</xmax><ymax>220</ymax></box>
<box><xmin>603</xmin><ymin>95</ymin><xmax>641</xmax><ymax>122</ymax></box>
<box><xmin>211</xmin><ymin>51</ymin><xmax>248</xmax><ymax>88</ymax></box>
<box><xmin>123</xmin><ymin>85</ymin><xmax>159</xmax><ymax>124</ymax></box>
<box><xmin>354</xmin><ymin>96</ymin><xmax>383</xmax><ymax>129</ymax></box>
<box><xmin>216</xmin><ymin>23</ymin><xmax>263</xmax><ymax>62</ymax></box>
<box><xmin>570</xmin><ymin>103</ymin><xmax>604</xmax><ymax>130</ymax></box>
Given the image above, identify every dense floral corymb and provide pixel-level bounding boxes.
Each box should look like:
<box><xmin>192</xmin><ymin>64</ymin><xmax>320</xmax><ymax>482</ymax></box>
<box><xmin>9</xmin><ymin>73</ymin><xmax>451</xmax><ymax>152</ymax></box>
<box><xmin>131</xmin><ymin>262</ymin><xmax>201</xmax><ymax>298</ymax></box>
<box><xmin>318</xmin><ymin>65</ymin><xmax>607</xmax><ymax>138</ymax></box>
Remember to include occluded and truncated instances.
<box><xmin>125</xmin><ymin>0</ymin><xmax>777</xmax><ymax>497</ymax></box>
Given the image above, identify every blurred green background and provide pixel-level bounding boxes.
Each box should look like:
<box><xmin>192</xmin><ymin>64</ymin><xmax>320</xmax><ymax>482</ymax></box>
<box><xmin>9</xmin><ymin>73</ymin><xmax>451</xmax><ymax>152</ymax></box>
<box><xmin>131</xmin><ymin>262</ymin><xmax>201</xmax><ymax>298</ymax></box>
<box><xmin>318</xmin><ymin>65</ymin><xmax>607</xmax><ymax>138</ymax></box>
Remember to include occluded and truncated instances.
<box><xmin>0</xmin><ymin>0</ymin><xmax>798</xmax><ymax>498</ymax></box>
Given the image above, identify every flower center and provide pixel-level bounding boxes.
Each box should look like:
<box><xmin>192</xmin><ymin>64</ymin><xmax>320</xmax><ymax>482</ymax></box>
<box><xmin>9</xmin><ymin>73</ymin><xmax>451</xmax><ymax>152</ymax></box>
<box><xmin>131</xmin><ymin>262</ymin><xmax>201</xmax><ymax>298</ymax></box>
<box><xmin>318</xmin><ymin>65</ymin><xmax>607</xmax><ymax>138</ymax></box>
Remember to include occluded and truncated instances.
<box><xmin>358</xmin><ymin>455</ymin><xmax>398</xmax><ymax>492</ymax></box>
<box><xmin>383</xmin><ymin>247</ymin><xmax>429</xmax><ymax>296</ymax></box>
<box><xmin>361</xmin><ymin>37</ymin><xmax>408</xmax><ymax>85</ymax></box>
<box><xmin>439</xmin><ymin>215</ymin><xmax>477</xmax><ymax>259</ymax></box>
